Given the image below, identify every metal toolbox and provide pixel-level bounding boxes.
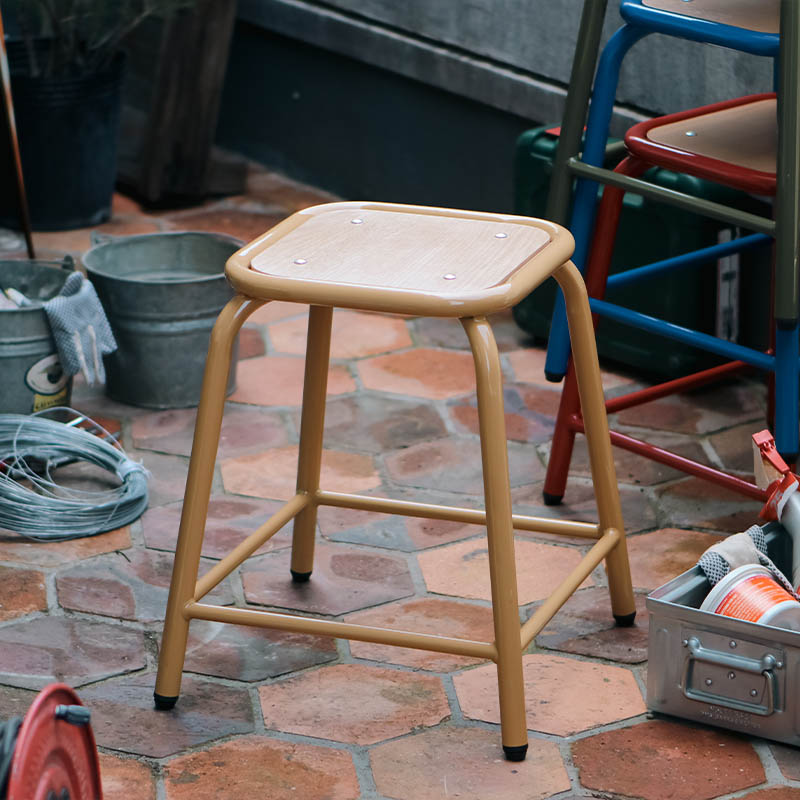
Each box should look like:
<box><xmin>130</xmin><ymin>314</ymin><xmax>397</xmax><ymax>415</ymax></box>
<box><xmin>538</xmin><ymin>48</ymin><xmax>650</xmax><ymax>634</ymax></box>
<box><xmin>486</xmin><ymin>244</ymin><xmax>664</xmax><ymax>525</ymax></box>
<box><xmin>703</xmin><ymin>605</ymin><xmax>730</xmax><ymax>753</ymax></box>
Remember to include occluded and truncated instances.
<box><xmin>647</xmin><ymin>523</ymin><xmax>800</xmax><ymax>744</ymax></box>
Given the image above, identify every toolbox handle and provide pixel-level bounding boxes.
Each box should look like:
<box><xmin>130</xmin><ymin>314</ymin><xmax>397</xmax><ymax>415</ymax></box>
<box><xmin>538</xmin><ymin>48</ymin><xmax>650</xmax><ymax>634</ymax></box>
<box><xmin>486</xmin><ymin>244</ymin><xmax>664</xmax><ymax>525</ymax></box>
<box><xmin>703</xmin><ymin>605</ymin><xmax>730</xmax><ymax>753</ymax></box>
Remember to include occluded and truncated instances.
<box><xmin>682</xmin><ymin>637</ymin><xmax>778</xmax><ymax>716</ymax></box>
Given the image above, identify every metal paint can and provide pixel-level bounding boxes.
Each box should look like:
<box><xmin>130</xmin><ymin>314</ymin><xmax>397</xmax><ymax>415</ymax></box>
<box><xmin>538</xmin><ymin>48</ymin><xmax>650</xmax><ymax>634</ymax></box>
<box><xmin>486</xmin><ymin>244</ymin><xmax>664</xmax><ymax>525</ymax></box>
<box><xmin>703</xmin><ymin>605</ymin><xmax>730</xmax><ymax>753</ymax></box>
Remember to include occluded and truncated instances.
<box><xmin>0</xmin><ymin>259</ymin><xmax>73</xmax><ymax>414</ymax></box>
<box><xmin>700</xmin><ymin>563</ymin><xmax>800</xmax><ymax>631</ymax></box>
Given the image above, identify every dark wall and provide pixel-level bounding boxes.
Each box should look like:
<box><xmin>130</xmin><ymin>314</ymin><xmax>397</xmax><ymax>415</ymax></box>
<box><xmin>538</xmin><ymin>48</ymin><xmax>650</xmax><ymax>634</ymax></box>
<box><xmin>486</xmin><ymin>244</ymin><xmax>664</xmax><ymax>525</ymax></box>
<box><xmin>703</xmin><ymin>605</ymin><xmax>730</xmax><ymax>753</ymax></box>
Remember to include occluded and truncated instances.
<box><xmin>216</xmin><ymin>22</ymin><xmax>536</xmax><ymax>213</ymax></box>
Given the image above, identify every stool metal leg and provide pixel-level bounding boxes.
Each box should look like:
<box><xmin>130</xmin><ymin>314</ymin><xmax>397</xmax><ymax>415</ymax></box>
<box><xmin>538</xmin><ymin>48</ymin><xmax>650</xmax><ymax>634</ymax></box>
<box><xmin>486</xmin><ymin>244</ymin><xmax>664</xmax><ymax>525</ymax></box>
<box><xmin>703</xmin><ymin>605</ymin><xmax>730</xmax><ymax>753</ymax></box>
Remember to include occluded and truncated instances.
<box><xmin>554</xmin><ymin>261</ymin><xmax>636</xmax><ymax>624</ymax></box>
<box><xmin>155</xmin><ymin>294</ymin><xmax>263</xmax><ymax>708</ymax></box>
<box><xmin>462</xmin><ymin>315</ymin><xmax>528</xmax><ymax>762</ymax></box>
<box><xmin>290</xmin><ymin>304</ymin><xmax>334</xmax><ymax>581</ymax></box>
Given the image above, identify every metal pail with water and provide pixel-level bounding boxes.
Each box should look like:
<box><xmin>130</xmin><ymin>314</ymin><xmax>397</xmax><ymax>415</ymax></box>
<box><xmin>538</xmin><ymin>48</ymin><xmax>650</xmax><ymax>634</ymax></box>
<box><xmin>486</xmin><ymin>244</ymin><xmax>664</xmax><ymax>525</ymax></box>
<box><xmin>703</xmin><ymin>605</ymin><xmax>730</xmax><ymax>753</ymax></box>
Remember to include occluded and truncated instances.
<box><xmin>83</xmin><ymin>232</ymin><xmax>242</xmax><ymax>409</ymax></box>
<box><xmin>0</xmin><ymin>259</ymin><xmax>73</xmax><ymax>413</ymax></box>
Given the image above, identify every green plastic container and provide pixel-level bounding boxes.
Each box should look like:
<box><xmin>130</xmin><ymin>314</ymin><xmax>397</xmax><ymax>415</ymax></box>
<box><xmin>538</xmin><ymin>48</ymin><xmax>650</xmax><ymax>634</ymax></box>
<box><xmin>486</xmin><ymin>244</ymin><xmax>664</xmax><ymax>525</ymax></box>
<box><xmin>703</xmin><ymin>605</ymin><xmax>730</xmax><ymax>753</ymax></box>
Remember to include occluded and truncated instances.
<box><xmin>512</xmin><ymin>126</ymin><xmax>768</xmax><ymax>379</ymax></box>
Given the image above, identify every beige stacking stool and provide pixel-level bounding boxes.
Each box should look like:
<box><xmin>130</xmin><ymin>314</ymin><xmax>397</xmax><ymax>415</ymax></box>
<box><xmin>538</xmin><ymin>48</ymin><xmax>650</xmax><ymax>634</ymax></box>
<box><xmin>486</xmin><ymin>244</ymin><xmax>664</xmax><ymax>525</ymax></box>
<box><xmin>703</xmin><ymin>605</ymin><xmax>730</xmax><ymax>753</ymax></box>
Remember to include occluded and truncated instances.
<box><xmin>154</xmin><ymin>201</ymin><xmax>636</xmax><ymax>761</ymax></box>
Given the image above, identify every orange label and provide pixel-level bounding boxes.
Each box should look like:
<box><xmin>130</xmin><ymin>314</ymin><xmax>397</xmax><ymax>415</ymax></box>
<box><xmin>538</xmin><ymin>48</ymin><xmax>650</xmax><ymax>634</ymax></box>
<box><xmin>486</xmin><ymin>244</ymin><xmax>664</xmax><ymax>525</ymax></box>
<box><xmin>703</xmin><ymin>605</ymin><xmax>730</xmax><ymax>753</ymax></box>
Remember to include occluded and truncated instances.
<box><xmin>714</xmin><ymin>574</ymin><xmax>793</xmax><ymax>622</ymax></box>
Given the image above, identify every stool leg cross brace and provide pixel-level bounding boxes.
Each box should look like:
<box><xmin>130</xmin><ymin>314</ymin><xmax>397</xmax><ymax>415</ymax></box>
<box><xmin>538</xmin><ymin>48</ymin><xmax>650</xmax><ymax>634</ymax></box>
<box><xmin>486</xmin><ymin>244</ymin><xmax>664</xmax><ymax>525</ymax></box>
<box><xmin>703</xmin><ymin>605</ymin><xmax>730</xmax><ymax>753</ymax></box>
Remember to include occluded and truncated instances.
<box><xmin>154</xmin><ymin>261</ymin><xmax>635</xmax><ymax>762</ymax></box>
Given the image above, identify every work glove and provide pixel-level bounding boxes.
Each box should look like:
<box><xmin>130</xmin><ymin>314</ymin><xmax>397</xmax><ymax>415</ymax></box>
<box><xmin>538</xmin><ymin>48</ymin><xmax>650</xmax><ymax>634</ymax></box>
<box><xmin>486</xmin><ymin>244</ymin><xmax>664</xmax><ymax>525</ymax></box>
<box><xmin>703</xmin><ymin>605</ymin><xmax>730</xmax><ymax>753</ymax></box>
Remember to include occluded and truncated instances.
<box><xmin>44</xmin><ymin>272</ymin><xmax>117</xmax><ymax>385</ymax></box>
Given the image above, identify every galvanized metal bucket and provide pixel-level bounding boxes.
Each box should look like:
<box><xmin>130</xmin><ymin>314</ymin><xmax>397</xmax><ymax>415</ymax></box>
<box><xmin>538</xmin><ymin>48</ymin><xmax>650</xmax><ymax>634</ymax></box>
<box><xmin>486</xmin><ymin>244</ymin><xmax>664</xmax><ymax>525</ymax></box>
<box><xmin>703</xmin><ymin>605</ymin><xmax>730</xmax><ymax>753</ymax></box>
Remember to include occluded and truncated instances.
<box><xmin>0</xmin><ymin>259</ymin><xmax>73</xmax><ymax>414</ymax></box>
<box><xmin>83</xmin><ymin>231</ymin><xmax>242</xmax><ymax>409</ymax></box>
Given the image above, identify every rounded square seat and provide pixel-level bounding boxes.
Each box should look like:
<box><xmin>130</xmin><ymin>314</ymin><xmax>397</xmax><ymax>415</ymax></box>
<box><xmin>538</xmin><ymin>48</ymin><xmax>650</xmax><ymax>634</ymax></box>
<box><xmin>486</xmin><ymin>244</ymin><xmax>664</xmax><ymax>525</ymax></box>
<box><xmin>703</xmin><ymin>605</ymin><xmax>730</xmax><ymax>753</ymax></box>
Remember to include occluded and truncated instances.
<box><xmin>625</xmin><ymin>93</ymin><xmax>776</xmax><ymax>195</ymax></box>
<box><xmin>226</xmin><ymin>202</ymin><xmax>574</xmax><ymax>317</ymax></box>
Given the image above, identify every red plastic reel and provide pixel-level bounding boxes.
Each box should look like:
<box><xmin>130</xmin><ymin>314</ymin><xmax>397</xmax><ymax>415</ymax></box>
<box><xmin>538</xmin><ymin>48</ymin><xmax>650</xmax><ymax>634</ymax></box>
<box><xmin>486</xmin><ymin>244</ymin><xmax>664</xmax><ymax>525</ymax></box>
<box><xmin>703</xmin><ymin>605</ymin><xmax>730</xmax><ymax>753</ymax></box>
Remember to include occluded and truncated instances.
<box><xmin>6</xmin><ymin>684</ymin><xmax>102</xmax><ymax>800</ymax></box>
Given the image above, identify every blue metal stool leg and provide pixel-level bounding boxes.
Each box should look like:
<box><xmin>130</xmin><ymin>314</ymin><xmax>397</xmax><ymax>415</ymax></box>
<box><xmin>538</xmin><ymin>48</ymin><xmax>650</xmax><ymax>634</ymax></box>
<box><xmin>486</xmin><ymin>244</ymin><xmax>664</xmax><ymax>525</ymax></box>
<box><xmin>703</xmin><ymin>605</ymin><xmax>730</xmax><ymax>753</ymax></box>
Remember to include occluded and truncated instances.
<box><xmin>774</xmin><ymin>322</ymin><xmax>800</xmax><ymax>461</ymax></box>
<box><xmin>544</xmin><ymin>24</ymin><xmax>650</xmax><ymax>382</ymax></box>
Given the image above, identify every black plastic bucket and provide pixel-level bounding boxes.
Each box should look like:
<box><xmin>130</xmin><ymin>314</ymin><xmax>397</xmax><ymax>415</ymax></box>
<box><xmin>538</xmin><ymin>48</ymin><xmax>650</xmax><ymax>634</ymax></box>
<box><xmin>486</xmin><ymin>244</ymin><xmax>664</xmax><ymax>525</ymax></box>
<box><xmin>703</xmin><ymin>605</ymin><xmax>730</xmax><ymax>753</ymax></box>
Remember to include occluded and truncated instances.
<box><xmin>0</xmin><ymin>44</ymin><xmax>125</xmax><ymax>231</ymax></box>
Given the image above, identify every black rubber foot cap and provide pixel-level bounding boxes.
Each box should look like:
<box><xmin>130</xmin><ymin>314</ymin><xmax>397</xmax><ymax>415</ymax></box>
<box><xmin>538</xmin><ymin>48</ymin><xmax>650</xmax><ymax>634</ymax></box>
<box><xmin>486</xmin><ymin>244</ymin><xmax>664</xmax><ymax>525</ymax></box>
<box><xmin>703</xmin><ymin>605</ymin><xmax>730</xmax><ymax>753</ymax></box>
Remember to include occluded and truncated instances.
<box><xmin>544</xmin><ymin>371</ymin><xmax>564</xmax><ymax>384</ymax></box>
<box><xmin>542</xmin><ymin>491</ymin><xmax>563</xmax><ymax>506</ymax></box>
<box><xmin>153</xmin><ymin>693</ymin><xmax>178</xmax><ymax>711</ymax></box>
<box><xmin>614</xmin><ymin>611</ymin><xmax>636</xmax><ymax>628</ymax></box>
<box><xmin>291</xmin><ymin>569</ymin><xmax>312</xmax><ymax>583</ymax></box>
<box><xmin>503</xmin><ymin>744</ymin><xmax>528</xmax><ymax>762</ymax></box>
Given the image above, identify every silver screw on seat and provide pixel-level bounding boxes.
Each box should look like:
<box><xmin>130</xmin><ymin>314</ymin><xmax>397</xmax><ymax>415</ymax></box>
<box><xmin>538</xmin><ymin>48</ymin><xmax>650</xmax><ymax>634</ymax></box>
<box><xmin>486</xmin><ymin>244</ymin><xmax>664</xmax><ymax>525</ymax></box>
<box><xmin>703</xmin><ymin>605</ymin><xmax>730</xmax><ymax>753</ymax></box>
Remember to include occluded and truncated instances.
<box><xmin>293</xmin><ymin>258</ymin><xmax>308</xmax><ymax>265</ymax></box>
<box><xmin>443</xmin><ymin>273</ymin><xmax>456</xmax><ymax>280</ymax></box>
<box><xmin>351</xmin><ymin>218</ymin><xmax>364</xmax><ymax>224</ymax></box>
<box><xmin>495</xmin><ymin>232</ymin><xmax>508</xmax><ymax>239</ymax></box>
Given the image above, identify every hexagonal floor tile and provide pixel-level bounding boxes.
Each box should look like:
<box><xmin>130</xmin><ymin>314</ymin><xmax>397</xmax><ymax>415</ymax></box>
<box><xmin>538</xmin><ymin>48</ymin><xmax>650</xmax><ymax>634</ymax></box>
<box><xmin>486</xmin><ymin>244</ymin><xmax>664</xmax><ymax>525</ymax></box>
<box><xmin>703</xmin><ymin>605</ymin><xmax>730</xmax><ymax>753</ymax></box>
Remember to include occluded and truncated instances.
<box><xmin>370</xmin><ymin>726</ymin><xmax>570</xmax><ymax>800</ymax></box>
<box><xmin>572</xmin><ymin>719</ymin><xmax>764</xmax><ymax>800</ymax></box>
<box><xmin>771</xmin><ymin>742</ymin><xmax>800</xmax><ymax>780</ymax></box>
<box><xmin>237</xmin><ymin>325</ymin><xmax>266</xmax><ymax>359</ymax></box>
<box><xmin>738</xmin><ymin>790</ymin><xmax>800</xmax><ymax>800</ymax></box>
<box><xmin>412</xmin><ymin>310</ymin><xmax>522</xmax><ymax>353</ymax></box>
<box><xmin>0</xmin><ymin>685</ymin><xmax>36</xmax><ymax>718</ymax></box>
<box><xmin>317</xmin><ymin>492</ymin><xmax>483</xmax><ymax>552</ymax></box>
<box><xmin>80</xmin><ymin>674</ymin><xmax>253</xmax><ymax>758</ymax></box>
<box><xmin>449</xmin><ymin>384</ymin><xmax>560</xmax><ymax>444</ymax></box>
<box><xmin>131</xmin><ymin>405</ymin><xmax>288</xmax><ymax>458</ymax></box>
<box><xmin>270</xmin><ymin>309</ymin><xmax>412</xmax><ymax>358</ymax></box>
<box><xmin>242</xmin><ymin>541</ymin><xmax>414</xmax><ymax>615</ymax></box>
<box><xmin>0</xmin><ymin>527</ymin><xmax>131</xmax><ymax>567</ymax></box>
<box><xmin>385</xmin><ymin>437</ymin><xmax>545</xmax><ymax>495</ymax></box>
<box><xmin>0</xmin><ymin>617</ymin><xmax>146</xmax><ymax>689</ymax></box>
<box><xmin>229</xmin><ymin>355</ymin><xmax>354</xmax><ymax>406</ymax></box>
<box><xmin>311</xmin><ymin>394</ymin><xmax>446</xmax><ymax>454</ymax></box>
<box><xmin>130</xmin><ymin>450</ymin><xmax>189</xmax><ymax>507</ymax></box>
<box><xmin>258</xmin><ymin>663</ymin><xmax>448</xmax><ymax>744</ymax></box>
<box><xmin>221</xmin><ymin>445</ymin><xmax>380</xmax><ymax>501</ymax></box>
<box><xmin>454</xmin><ymin>654</ymin><xmax>645</xmax><ymax>736</ymax></box>
<box><xmin>511</xmin><ymin>480</ymin><xmax>658</xmax><ymax>536</ymax></box>
<box><xmin>0</xmin><ymin>566</ymin><xmax>46</xmax><ymax>621</ymax></box>
<box><xmin>507</xmin><ymin>346</ymin><xmax>632</xmax><ymax>391</ymax></box>
<box><xmin>418</xmin><ymin>538</ymin><xmax>592</xmax><ymax>604</ymax></box>
<box><xmin>627</xmin><ymin>528</ymin><xmax>725</xmax><ymax>591</ymax></box>
<box><xmin>359</xmin><ymin>348</ymin><xmax>477</xmax><ymax>399</ymax></box>
<box><xmin>613</xmin><ymin>379</ymin><xmax>765</xmax><ymax>434</ymax></box>
<box><xmin>142</xmin><ymin>495</ymin><xmax>291</xmax><ymax>559</ymax></box>
<box><xmin>536</xmin><ymin>588</ymin><xmax>649</xmax><ymax>663</ymax></box>
<box><xmin>166</xmin><ymin>207</ymin><xmax>284</xmax><ymax>240</ymax></box>
<box><xmin>56</xmin><ymin>549</ymin><xmax>233</xmax><ymax>622</ymax></box>
<box><xmin>164</xmin><ymin>736</ymin><xmax>360</xmax><ymax>800</ymax></box>
<box><xmin>183</xmin><ymin>620</ymin><xmax>337</xmax><ymax>681</ymax></box>
<box><xmin>345</xmin><ymin>597</ymin><xmax>495</xmax><ymax>671</ymax></box>
<box><xmin>655</xmin><ymin>477</ymin><xmax>763</xmax><ymax>533</ymax></box>
<box><xmin>99</xmin><ymin>753</ymin><xmax>157</xmax><ymax>800</ymax></box>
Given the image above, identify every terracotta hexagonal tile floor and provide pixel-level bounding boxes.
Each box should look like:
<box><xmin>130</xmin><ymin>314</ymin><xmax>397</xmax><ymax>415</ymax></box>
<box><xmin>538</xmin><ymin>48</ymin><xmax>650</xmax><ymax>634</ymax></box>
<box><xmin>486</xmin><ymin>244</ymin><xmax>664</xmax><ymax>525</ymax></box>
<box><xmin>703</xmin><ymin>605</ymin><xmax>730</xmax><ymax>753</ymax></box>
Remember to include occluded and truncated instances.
<box><xmin>345</xmin><ymin>597</ymin><xmax>496</xmax><ymax>671</ymax></box>
<box><xmin>99</xmin><ymin>753</ymin><xmax>157</xmax><ymax>800</ymax></box>
<box><xmin>0</xmin><ymin>526</ymin><xmax>131</xmax><ymax>567</ymax></box>
<box><xmin>385</xmin><ymin>436</ymin><xmax>546</xmax><ymax>495</ymax></box>
<box><xmin>221</xmin><ymin>445</ymin><xmax>380</xmax><ymax>501</ymax></box>
<box><xmin>258</xmin><ymin>663</ymin><xmax>449</xmax><ymax>744</ymax></box>
<box><xmin>359</xmin><ymin>348</ymin><xmax>478</xmax><ymax>399</ymax></box>
<box><xmin>0</xmin><ymin>565</ymin><xmax>46</xmax><ymax>621</ymax></box>
<box><xmin>80</xmin><ymin>674</ymin><xmax>254</xmax><ymax>758</ymax></box>
<box><xmin>163</xmin><ymin>736</ymin><xmax>360</xmax><ymax>800</ymax></box>
<box><xmin>454</xmin><ymin>654</ymin><xmax>645</xmax><ymax>736</ymax></box>
<box><xmin>242</xmin><ymin>541</ymin><xmax>414</xmax><ymax>615</ymax></box>
<box><xmin>572</xmin><ymin>719</ymin><xmax>765</xmax><ymax>800</ymax></box>
<box><xmin>183</xmin><ymin>620</ymin><xmax>337</xmax><ymax>681</ymax></box>
<box><xmin>141</xmin><ymin>495</ymin><xmax>291</xmax><ymax>559</ymax></box>
<box><xmin>270</xmin><ymin>309</ymin><xmax>412</xmax><ymax>357</ymax></box>
<box><xmin>536</xmin><ymin>588</ymin><xmax>650</xmax><ymax>663</ymax></box>
<box><xmin>370</xmin><ymin>726</ymin><xmax>570</xmax><ymax>800</ymax></box>
<box><xmin>627</xmin><ymin>528</ymin><xmax>725</xmax><ymax>590</ymax></box>
<box><xmin>418</xmin><ymin>537</ymin><xmax>593</xmax><ymax>603</ymax></box>
<box><xmin>0</xmin><ymin>616</ymin><xmax>146</xmax><ymax>690</ymax></box>
<box><xmin>230</xmin><ymin>355</ymin><xmax>355</xmax><ymax>406</ymax></box>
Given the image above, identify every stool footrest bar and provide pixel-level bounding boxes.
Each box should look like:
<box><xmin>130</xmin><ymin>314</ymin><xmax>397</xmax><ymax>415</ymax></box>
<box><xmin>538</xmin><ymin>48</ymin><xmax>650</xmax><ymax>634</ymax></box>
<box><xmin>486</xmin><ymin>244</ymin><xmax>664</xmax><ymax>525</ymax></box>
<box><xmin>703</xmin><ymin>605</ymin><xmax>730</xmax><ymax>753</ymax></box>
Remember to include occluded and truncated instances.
<box><xmin>194</xmin><ymin>493</ymin><xmax>310</xmax><ymax>600</ymax></box>
<box><xmin>520</xmin><ymin>528</ymin><xmax>621</xmax><ymax>648</ymax></box>
<box><xmin>315</xmin><ymin>490</ymin><xmax>602</xmax><ymax>538</ymax></box>
<box><xmin>185</xmin><ymin>602</ymin><xmax>499</xmax><ymax>660</ymax></box>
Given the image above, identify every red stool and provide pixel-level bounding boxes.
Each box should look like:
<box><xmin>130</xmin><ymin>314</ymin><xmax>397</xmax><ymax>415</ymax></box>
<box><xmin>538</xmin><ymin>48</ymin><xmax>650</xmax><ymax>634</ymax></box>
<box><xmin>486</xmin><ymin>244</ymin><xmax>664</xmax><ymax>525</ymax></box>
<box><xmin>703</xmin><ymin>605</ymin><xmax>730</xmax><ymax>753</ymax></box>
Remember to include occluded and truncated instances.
<box><xmin>545</xmin><ymin>93</ymin><xmax>778</xmax><ymax>504</ymax></box>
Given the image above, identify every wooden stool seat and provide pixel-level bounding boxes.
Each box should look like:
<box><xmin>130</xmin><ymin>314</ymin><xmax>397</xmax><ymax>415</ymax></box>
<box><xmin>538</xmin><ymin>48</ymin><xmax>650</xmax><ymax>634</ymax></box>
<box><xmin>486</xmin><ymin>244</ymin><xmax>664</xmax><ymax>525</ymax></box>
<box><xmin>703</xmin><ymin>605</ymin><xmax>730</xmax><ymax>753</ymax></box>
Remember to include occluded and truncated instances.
<box><xmin>640</xmin><ymin>0</ymin><xmax>779</xmax><ymax>34</ymax></box>
<box><xmin>155</xmin><ymin>201</ymin><xmax>635</xmax><ymax>763</ymax></box>
<box><xmin>626</xmin><ymin>94</ymin><xmax>776</xmax><ymax>194</ymax></box>
<box><xmin>231</xmin><ymin>202</ymin><xmax>570</xmax><ymax>316</ymax></box>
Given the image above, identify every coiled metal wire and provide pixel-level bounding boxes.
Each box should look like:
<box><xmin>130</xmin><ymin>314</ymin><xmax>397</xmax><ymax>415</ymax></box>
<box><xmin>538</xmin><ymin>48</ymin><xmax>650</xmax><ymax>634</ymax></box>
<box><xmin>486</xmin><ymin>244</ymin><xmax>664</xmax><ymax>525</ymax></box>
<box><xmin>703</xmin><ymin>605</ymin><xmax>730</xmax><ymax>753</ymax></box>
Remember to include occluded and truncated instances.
<box><xmin>0</xmin><ymin>409</ymin><xmax>149</xmax><ymax>540</ymax></box>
